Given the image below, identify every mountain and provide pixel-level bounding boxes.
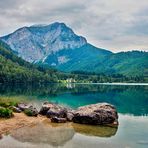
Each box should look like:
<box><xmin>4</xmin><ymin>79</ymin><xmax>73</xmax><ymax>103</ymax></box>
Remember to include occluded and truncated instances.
<box><xmin>1</xmin><ymin>22</ymin><xmax>148</xmax><ymax>76</ymax></box>
<box><xmin>1</xmin><ymin>22</ymin><xmax>111</xmax><ymax>66</ymax></box>
<box><xmin>1</xmin><ymin>22</ymin><xmax>87</xmax><ymax>62</ymax></box>
<box><xmin>42</xmin><ymin>43</ymin><xmax>111</xmax><ymax>71</ymax></box>
<box><xmin>0</xmin><ymin>39</ymin><xmax>65</xmax><ymax>83</ymax></box>
<box><xmin>95</xmin><ymin>51</ymin><xmax>148</xmax><ymax>76</ymax></box>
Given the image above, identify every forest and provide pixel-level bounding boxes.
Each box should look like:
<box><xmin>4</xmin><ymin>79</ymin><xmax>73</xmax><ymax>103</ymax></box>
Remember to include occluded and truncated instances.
<box><xmin>0</xmin><ymin>40</ymin><xmax>147</xmax><ymax>84</ymax></box>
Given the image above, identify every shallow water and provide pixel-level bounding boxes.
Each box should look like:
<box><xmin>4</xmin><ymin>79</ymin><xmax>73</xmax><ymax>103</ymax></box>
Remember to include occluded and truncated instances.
<box><xmin>0</xmin><ymin>83</ymin><xmax>148</xmax><ymax>148</ymax></box>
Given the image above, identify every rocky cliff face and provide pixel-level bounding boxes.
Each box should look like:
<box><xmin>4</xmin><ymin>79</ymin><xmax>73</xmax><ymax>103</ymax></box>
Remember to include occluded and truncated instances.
<box><xmin>1</xmin><ymin>22</ymin><xmax>87</xmax><ymax>62</ymax></box>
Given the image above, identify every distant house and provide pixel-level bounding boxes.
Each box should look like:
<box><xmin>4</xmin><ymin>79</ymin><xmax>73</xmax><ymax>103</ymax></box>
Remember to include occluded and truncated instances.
<box><xmin>66</xmin><ymin>78</ymin><xmax>76</xmax><ymax>83</ymax></box>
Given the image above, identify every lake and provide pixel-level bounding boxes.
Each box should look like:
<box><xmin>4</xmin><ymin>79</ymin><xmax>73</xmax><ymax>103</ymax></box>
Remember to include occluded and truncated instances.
<box><xmin>0</xmin><ymin>83</ymin><xmax>148</xmax><ymax>148</ymax></box>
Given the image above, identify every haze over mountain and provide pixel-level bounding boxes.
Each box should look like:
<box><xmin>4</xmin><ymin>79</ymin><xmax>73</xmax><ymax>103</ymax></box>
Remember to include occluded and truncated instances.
<box><xmin>1</xmin><ymin>22</ymin><xmax>148</xmax><ymax>76</ymax></box>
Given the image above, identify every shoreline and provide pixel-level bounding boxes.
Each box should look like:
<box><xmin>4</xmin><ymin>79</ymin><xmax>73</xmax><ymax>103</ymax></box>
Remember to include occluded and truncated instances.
<box><xmin>0</xmin><ymin>113</ymin><xmax>46</xmax><ymax>135</ymax></box>
<box><xmin>72</xmin><ymin>82</ymin><xmax>148</xmax><ymax>86</ymax></box>
<box><xmin>0</xmin><ymin>112</ymin><xmax>118</xmax><ymax>139</ymax></box>
<box><xmin>0</xmin><ymin>102</ymin><xmax>119</xmax><ymax>135</ymax></box>
<box><xmin>1</xmin><ymin>82</ymin><xmax>148</xmax><ymax>86</ymax></box>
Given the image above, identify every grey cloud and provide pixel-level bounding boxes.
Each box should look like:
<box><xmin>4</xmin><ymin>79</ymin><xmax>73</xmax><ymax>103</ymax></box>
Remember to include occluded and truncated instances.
<box><xmin>0</xmin><ymin>0</ymin><xmax>148</xmax><ymax>52</ymax></box>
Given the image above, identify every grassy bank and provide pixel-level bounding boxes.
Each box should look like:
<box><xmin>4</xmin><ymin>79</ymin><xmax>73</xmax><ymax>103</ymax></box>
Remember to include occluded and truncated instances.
<box><xmin>0</xmin><ymin>96</ymin><xmax>28</xmax><ymax>118</ymax></box>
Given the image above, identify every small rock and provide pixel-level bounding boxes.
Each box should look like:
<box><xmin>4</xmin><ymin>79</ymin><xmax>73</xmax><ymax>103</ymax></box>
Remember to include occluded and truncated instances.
<box><xmin>39</xmin><ymin>102</ymin><xmax>55</xmax><ymax>115</ymax></box>
<box><xmin>10</xmin><ymin>106</ymin><xmax>22</xmax><ymax>113</ymax></box>
<box><xmin>46</xmin><ymin>107</ymin><xmax>67</xmax><ymax>118</ymax></box>
<box><xmin>17</xmin><ymin>103</ymin><xmax>29</xmax><ymax>111</ymax></box>
<box><xmin>39</xmin><ymin>102</ymin><xmax>67</xmax><ymax>118</ymax></box>
<box><xmin>51</xmin><ymin>117</ymin><xmax>67</xmax><ymax>123</ymax></box>
<box><xmin>66</xmin><ymin>110</ymin><xmax>75</xmax><ymax>121</ymax></box>
<box><xmin>24</xmin><ymin>106</ymin><xmax>38</xmax><ymax>117</ymax></box>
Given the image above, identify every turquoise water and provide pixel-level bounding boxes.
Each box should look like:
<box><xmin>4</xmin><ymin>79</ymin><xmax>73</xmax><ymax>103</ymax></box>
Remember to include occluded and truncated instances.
<box><xmin>0</xmin><ymin>83</ymin><xmax>148</xmax><ymax>148</ymax></box>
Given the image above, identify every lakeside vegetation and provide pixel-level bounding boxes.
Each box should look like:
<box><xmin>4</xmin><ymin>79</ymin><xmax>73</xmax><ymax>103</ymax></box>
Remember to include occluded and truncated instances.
<box><xmin>0</xmin><ymin>96</ymin><xmax>27</xmax><ymax>118</ymax></box>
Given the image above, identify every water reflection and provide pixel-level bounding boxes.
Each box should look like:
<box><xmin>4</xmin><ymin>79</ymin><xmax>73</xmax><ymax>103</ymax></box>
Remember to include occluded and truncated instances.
<box><xmin>0</xmin><ymin>83</ymin><xmax>147</xmax><ymax>116</ymax></box>
<box><xmin>9</xmin><ymin>121</ymin><xmax>117</xmax><ymax>147</ymax></box>
<box><xmin>0</xmin><ymin>83</ymin><xmax>148</xmax><ymax>148</ymax></box>
<box><xmin>71</xmin><ymin>123</ymin><xmax>117</xmax><ymax>137</ymax></box>
<box><xmin>10</xmin><ymin>122</ymin><xmax>75</xmax><ymax>146</ymax></box>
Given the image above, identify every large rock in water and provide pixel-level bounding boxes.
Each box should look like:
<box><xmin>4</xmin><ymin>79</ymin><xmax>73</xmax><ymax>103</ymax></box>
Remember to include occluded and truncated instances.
<box><xmin>72</xmin><ymin>103</ymin><xmax>118</xmax><ymax>125</ymax></box>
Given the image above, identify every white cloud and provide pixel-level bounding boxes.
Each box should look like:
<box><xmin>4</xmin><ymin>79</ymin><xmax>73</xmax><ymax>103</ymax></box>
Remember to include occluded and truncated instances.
<box><xmin>0</xmin><ymin>0</ymin><xmax>148</xmax><ymax>52</ymax></box>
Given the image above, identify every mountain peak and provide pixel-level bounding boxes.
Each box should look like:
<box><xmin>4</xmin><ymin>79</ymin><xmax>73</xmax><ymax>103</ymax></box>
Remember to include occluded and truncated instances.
<box><xmin>29</xmin><ymin>22</ymin><xmax>66</xmax><ymax>29</ymax></box>
<box><xmin>1</xmin><ymin>22</ymin><xmax>87</xmax><ymax>62</ymax></box>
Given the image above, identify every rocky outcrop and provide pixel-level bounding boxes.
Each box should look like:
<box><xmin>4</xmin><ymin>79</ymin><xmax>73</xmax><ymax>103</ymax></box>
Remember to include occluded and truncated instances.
<box><xmin>8</xmin><ymin>102</ymin><xmax>118</xmax><ymax>125</ymax></box>
<box><xmin>39</xmin><ymin>102</ymin><xmax>118</xmax><ymax>126</ymax></box>
<box><xmin>72</xmin><ymin>103</ymin><xmax>118</xmax><ymax>125</ymax></box>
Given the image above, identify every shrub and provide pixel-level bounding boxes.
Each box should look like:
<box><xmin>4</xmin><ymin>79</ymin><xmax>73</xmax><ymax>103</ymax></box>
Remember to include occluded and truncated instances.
<box><xmin>0</xmin><ymin>107</ymin><xmax>13</xmax><ymax>118</ymax></box>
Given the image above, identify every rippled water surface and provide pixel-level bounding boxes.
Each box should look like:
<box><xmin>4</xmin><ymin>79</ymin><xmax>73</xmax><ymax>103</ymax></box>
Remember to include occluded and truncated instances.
<box><xmin>0</xmin><ymin>83</ymin><xmax>148</xmax><ymax>148</ymax></box>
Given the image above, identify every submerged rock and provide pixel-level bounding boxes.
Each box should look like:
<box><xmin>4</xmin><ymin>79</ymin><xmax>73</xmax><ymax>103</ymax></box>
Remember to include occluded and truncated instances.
<box><xmin>72</xmin><ymin>103</ymin><xmax>118</xmax><ymax>125</ymax></box>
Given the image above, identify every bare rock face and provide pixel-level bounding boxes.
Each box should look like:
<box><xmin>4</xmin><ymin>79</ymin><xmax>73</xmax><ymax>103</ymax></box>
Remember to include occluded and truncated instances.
<box><xmin>72</xmin><ymin>103</ymin><xmax>118</xmax><ymax>125</ymax></box>
<box><xmin>1</xmin><ymin>22</ymin><xmax>87</xmax><ymax>62</ymax></box>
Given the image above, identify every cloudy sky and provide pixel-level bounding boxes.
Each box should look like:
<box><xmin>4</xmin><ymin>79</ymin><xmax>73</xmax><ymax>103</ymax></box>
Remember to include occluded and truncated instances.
<box><xmin>0</xmin><ymin>0</ymin><xmax>148</xmax><ymax>52</ymax></box>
